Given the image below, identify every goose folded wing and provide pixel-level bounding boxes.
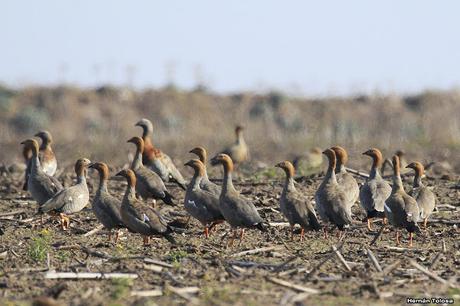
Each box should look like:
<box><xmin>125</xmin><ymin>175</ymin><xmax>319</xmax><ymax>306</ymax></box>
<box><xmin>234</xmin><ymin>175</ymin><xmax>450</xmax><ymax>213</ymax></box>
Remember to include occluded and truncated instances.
<box><xmin>136</xmin><ymin>167</ymin><xmax>167</xmax><ymax>197</ymax></box>
<box><xmin>40</xmin><ymin>188</ymin><xmax>74</xmax><ymax>212</ymax></box>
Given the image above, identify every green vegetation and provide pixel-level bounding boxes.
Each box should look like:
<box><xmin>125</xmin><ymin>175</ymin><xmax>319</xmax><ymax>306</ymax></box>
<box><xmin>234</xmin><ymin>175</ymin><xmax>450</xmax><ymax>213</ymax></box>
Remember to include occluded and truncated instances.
<box><xmin>27</xmin><ymin>229</ymin><xmax>52</xmax><ymax>263</ymax></box>
<box><xmin>55</xmin><ymin>250</ymin><xmax>70</xmax><ymax>262</ymax></box>
<box><xmin>168</xmin><ymin>249</ymin><xmax>188</xmax><ymax>264</ymax></box>
<box><xmin>110</xmin><ymin>278</ymin><xmax>133</xmax><ymax>300</ymax></box>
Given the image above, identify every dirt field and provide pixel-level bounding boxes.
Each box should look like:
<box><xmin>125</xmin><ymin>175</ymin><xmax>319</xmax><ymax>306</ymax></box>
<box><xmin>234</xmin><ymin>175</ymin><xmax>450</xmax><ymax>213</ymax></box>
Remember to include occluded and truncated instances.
<box><xmin>0</xmin><ymin>163</ymin><xmax>459</xmax><ymax>306</ymax></box>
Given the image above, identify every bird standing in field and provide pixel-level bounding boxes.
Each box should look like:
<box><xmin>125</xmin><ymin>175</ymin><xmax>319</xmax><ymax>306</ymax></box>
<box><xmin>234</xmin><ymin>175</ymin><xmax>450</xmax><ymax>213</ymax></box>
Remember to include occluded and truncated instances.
<box><xmin>189</xmin><ymin>146</ymin><xmax>221</xmax><ymax>196</ymax></box>
<box><xmin>315</xmin><ymin>149</ymin><xmax>352</xmax><ymax>239</ymax></box>
<box><xmin>406</xmin><ymin>161</ymin><xmax>436</xmax><ymax>229</ymax></box>
<box><xmin>331</xmin><ymin>146</ymin><xmax>359</xmax><ymax>208</ymax></box>
<box><xmin>360</xmin><ymin>148</ymin><xmax>392</xmax><ymax>231</ymax></box>
<box><xmin>275</xmin><ymin>161</ymin><xmax>320</xmax><ymax>241</ymax></box>
<box><xmin>20</xmin><ymin>139</ymin><xmax>63</xmax><ymax>205</ymax></box>
<box><xmin>210</xmin><ymin>154</ymin><xmax>267</xmax><ymax>247</ymax></box>
<box><xmin>384</xmin><ymin>155</ymin><xmax>420</xmax><ymax>247</ymax></box>
<box><xmin>184</xmin><ymin>159</ymin><xmax>224</xmax><ymax>238</ymax></box>
<box><xmin>128</xmin><ymin>136</ymin><xmax>175</xmax><ymax>206</ymax></box>
<box><xmin>135</xmin><ymin>118</ymin><xmax>187</xmax><ymax>190</ymax></box>
<box><xmin>89</xmin><ymin>162</ymin><xmax>124</xmax><ymax>243</ymax></box>
<box><xmin>22</xmin><ymin>145</ymin><xmax>33</xmax><ymax>191</ymax></box>
<box><xmin>23</xmin><ymin>131</ymin><xmax>58</xmax><ymax>191</ymax></box>
<box><xmin>39</xmin><ymin>158</ymin><xmax>91</xmax><ymax>230</ymax></box>
<box><xmin>221</xmin><ymin>126</ymin><xmax>249</xmax><ymax>167</ymax></box>
<box><xmin>35</xmin><ymin>131</ymin><xmax>58</xmax><ymax>176</ymax></box>
<box><xmin>116</xmin><ymin>169</ymin><xmax>176</xmax><ymax>245</ymax></box>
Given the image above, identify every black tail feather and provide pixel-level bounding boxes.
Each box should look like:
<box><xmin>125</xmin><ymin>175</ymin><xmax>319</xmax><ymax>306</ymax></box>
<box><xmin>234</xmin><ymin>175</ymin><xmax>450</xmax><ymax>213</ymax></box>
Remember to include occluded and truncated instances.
<box><xmin>308</xmin><ymin>212</ymin><xmax>322</xmax><ymax>231</ymax></box>
<box><xmin>407</xmin><ymin>221</ymin><xmax>421</xmax><ymax>234</ymax></box>
<box><xmin>163</xmin><ymin>226</ymin><xmax>177</xmax><ymax>244</ymax></box>
<box><xmin>368</xmin><ymin>210</ymin><xmax>385</xmax><ymax>219</ymax></box>
<box><xmin>162</xmin><ymin>191</ymin><xmax>176</xmax><ymax>206</ymax></box>
<box><xmin>255</xmin><ymin>222</ymin><xmax>270</xmax><ymax>232</ymax></box>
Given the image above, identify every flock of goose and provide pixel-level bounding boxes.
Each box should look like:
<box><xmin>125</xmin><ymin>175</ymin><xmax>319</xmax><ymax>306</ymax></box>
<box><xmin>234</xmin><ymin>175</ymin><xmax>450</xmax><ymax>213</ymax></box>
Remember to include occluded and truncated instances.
<box><xmin>18</xmin><ymin>119</ymin><xmax>437</xmax><ymax>248</ymax></box>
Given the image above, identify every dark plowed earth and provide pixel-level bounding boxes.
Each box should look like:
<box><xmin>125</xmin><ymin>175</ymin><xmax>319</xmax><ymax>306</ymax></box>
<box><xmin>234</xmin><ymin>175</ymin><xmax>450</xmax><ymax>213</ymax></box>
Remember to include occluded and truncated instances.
<box><xmin>0</xmin><ymin>170</ymin><xmax>459</xmax><ymax>306</ymax></box>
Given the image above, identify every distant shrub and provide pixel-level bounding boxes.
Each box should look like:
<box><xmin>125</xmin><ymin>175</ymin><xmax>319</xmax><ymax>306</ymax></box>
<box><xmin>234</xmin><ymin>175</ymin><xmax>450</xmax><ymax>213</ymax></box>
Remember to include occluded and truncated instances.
<box><xmin>11</xmin><ymin>106</ymin><xmax>50</xmax><ymax>133</ymax></box>
<box><xmin>0</xmin><ymin>85</ymin><xmax>15</xmax><ymax>113</ymax></box>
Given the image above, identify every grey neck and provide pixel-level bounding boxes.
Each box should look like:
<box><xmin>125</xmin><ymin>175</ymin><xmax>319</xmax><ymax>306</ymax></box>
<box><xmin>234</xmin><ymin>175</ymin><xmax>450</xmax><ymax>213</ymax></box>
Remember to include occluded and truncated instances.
<box><xmin>284</xmin><ymin>177</ymin><xmax>296</xmax><ymax>192</ymax></box>
<box><xmin>188</xmin><ymin>172</ymin><xmax>203</xmax><ymax>190</ymax></box>
<box><xmin>123</xmin><ymin>186</ymin><xmax>137</xmax><ymax>205</ymax></box>
<box><xmin>392</xmin><ymin>173</ymin><xmax>404</xmax><ymax>192</ymax></box>
<box><xmin>325</xmin><ymin>166</ymin><xmax>338</xmax><ymax>184</ymax></box>
<box><xmin>413</xmin><ymin>174</ymin><xmax>423</xmax><ymax>188</ymax></box>
<box><xmin>77</xmin><ymin>173</ymin><xmax>87</xmax><ymax>185</ymax></box>
<box><xmin>97</xmin><ymin>180</ymin><xmax>108</xmax><ymax>193</ymax></box>
<box><xmin>131</xmin><ymin>147</ymin><xmax>143</xmax><ymax>169</ymax></box>
<box><xmin>222</xmin><ymin>170</ymin><xmax>236</xmax><ymax>194</ymax></box>
<box><xmin>369</xmin><ymin>166</ymin><xmax>382</xmax><ymax>180</ymax></box>
<box><xmin>31</xmin><ymin>155</ymin><xmax>42</xmax><ymax>173</ymax></box>
<box><xmin>336</xmin><ymin>163</ymin><xmax>346</xmax><ymax>174</ymax></box>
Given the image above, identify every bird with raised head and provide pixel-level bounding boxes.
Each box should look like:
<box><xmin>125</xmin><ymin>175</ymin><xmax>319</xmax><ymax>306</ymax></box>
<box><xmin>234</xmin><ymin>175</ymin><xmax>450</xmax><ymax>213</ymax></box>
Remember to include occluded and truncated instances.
<box><xmin>135</xmin><ymin>118</ymin><xmax>187</xmax><ymax>190</ymax></box>
<box><xmin>23</xmin><ymin>131</ymin><xmax>58</xmax><ymax>191</ymax></box>
<box><xmin>89</xmin><ymin>162</ymin><xmax>125</xmax><ymax>243</ymax></box>
<box><xmin>406</xmin><ymin>161</ymin><xmax>436</xmax><ymax>229</ymax></box>
<box><xmin>331</xmin><ymin>146</ymin><xmax>359</xmax><ymax>208</ymax></box>
<box><xmin>35</xmin><ymin>131</ymin><xmax>57</xmax><ymax>176</ymax></box>
<box><xmin>275</xmin><ymin>160</ymin><xmax>321</xmax><ymax>241</ymax></box>
<box><xmin>189</xmin><ymin>146</ymin><xmax>221</xmax><ymax>196</ymax></box>
<box><xmin>384</xmin><ymin>155</ymin><xmax>420</xmax><ymax>247</ymax></box>
<box><xmin>116</xmin><ymin>169</ymin><xmax>176</xmax><ymax>245</ymax></box>
<box><xmin>315</xmin><ymin>149</ymin><xmax>352</xmax><ymax>239</ymax></box>
<box><xmin>210</xmin><ymin>153</ymin><xmax>267</xmax><ymax>247</ymax></box>
<box><xmin>20</xmin><ymin>139</ymin><xmax>63</xmax><ymax>205</ymax></box>
<box><xmin>359</xmin><ymin>148</ymin><xmax>392</xmax><ymax>231</ymax></box>
<box><xmin>184</xmin><ymin>159</ymin><xmax>224</xmax><ymax>238</ymax></box>
<box><xmin>221</xmin><ymin>126</ymin><xmax>249</xmax><ymax>166</ymax></box>
<box><xmin>128</xmin><ymin>136</ymin><xmax>175</xmax><ymax>206</ymax></box>
<box><xmin>39</xmin><ymin>158</ymin><xmax>91</xmax><ymax>230</ymax></box>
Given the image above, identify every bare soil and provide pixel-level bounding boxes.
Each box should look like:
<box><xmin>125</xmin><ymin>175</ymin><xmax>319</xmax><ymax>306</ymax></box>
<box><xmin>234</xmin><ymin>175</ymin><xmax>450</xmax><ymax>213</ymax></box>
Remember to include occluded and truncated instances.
<box><xmin>0</xmin><ymin>168</ymin><xmax>459</xmax><ymax>306</ymax></box>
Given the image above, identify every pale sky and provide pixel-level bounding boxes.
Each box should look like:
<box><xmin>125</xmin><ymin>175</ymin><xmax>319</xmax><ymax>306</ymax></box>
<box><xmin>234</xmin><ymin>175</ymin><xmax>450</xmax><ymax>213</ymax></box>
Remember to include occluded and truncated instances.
<box><xmin>2</xmin><ymin>1</ymin><xmax>460</xmax><ymax>95</ymax></box>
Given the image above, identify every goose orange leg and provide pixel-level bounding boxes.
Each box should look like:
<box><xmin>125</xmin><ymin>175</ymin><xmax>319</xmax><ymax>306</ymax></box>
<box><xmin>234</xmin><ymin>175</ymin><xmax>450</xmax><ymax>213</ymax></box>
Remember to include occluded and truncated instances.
<box><xmin>204</xmin><ymin>227</ymin><xmax>209</xmax><ymax>239</ymax></box>
<box><xmin>408</xmin><ymin>232</ymin><xmax>414</xmax><ymax>247</ymax></box>
<box><xmin>395</xmin><ymin>230</ymin><xmax>401</xmax><ymax>246</ymax></box>
<box><xmin>108</xmin><ymin>230</ymin><xmax>112</xmax><ymax>242</ymax></box>
<box><xmin>367</xmin><ymin>218</ymin><xmax>373</xmax><ymax>231</ymax></box>
<box><xmin>59</xmin><ymin>213</ymin><xmax>70</xmax><ymax>230</ymax></box>
<box><xmin>300</xmin><ymin>228</ymin><xmax>305</xmax><ymax>242</ymax></box>
<box><xmin>423</xmin><ymin>218</ymin><xmax>428</xmax><ymax>230</ymax></box>
<box><xmin>143</xmin><ymin>236</ymin><xmax>150</xmax><ymax>246</ymax></box>
<box><xmin>114</xmin><ymin>230</ymin><xmax>120</xmax><ymax>244</ymax></box>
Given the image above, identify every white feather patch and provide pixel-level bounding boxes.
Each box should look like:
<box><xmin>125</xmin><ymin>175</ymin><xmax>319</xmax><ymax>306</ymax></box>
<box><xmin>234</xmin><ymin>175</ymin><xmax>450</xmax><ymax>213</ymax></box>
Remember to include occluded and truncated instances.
<box><xmin>143</xmin><ymin>213</ymin><xmax>150</xmax><ymax>222</ymax></box>
<box><xmin>384</xmin><ymin>204</ymin><xmax>392</xmax><ymax>213</ymax></box>
<box><xmin>77</xmin><ymin>194</ymin><xmax>84</xmax><ymax>199</ymax></box>
<box><xmin>188</xmin><ymin>200</ymin><xmax>197</xmax><ymax>207</ymax></box>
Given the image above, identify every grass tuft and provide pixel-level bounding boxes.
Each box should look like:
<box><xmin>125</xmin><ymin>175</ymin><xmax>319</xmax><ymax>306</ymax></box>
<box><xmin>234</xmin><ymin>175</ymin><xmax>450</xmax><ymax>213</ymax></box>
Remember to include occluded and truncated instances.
<box><xmin>27</xmin><ymin>229</ymin><xmax>51</xmax><ymax>263</ymax></box>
